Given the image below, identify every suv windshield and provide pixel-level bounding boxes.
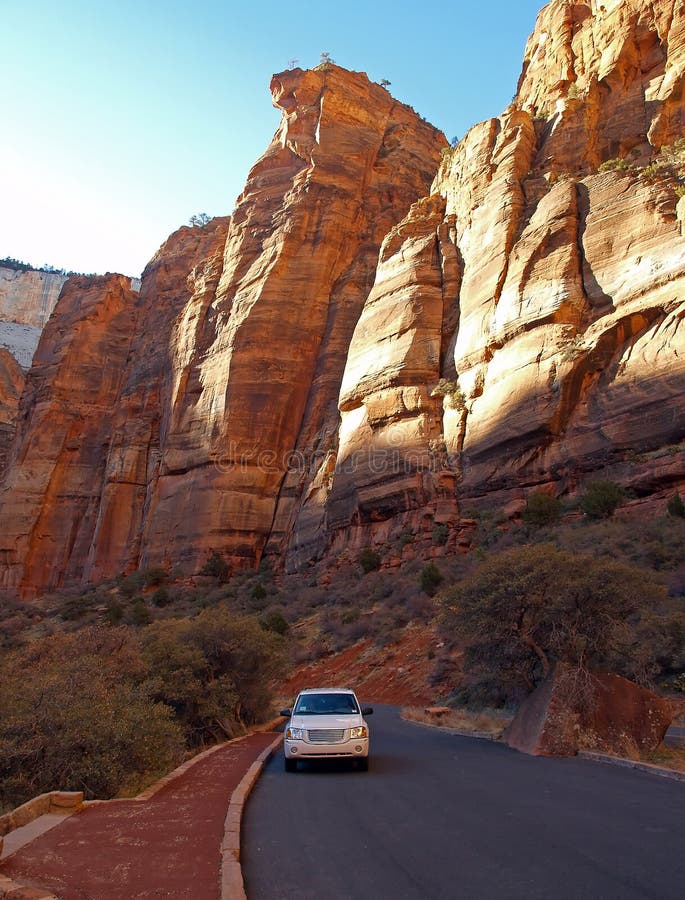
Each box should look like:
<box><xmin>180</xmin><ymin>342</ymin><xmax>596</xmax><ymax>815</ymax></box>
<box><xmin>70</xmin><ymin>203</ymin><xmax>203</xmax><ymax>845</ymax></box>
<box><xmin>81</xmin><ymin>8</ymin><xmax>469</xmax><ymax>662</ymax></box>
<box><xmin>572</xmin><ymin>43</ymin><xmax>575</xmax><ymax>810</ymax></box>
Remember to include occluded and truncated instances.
<box><xmin>293</xmin><ymin>693</ymin><xmax>360</xmax><ymax>715</ymax></box>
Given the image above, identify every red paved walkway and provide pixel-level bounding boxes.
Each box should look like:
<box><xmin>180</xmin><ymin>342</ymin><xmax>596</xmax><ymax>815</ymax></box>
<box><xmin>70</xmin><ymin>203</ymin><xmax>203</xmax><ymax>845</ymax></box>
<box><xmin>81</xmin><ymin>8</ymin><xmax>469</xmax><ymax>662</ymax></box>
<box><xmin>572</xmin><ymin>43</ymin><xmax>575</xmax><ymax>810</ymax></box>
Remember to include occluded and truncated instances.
<box><xmin>1</xmin><ymin>731</ymin><xmax>277</xmax><ymax>899</ymax></box>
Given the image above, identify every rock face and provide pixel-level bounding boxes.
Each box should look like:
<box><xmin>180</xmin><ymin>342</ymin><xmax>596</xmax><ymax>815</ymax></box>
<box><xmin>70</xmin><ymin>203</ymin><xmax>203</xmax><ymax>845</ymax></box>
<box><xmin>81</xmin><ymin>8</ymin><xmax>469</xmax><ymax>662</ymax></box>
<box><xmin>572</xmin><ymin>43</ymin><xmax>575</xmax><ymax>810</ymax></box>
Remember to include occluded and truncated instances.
<box><xmin>0</xmin><ymin>66</ymin><xmax>445</xmax><ymax>595</ymax></box>
<box><xmin>0</xmin><ymin>266</ymin><xmax>67</xmax><ymax>330</ymax></box>
<box><xmin>503</xmin><ymin>666</ymin><xmax>673</xmax><ymax>756</ymax></box>
<box><xmin>0</xmin><ymin>349</ymin><xmax>24</xmax><ymax>477</ymax></box>
<box><xmin>0</xmin><ymin>275</ymin><xmax>138</xmax><ymax>593</ymax></box>
<box><xmin>1</xmin><ymin>1</ymin><xmax>685</xmax><ymax>596</ymax></box>
<box><xmin>320</xmin><ymin>0</ymin><xmax>685</xmax><ymax>544</ymax></box>
<box><xmin>0</xmin><ymin>267</ymin><xmax>68</xmax><ymax>371</ymax></box>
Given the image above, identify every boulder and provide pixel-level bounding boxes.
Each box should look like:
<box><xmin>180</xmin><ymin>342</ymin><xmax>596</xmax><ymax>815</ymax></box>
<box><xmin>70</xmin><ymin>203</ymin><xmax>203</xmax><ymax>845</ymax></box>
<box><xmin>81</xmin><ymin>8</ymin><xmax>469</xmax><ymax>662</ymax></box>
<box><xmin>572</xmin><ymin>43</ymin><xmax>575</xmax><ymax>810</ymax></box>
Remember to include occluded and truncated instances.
<box><xmin>503</xmin><ymin>665</ymin><xmax>673</xmax><ymax>757</ymax></box>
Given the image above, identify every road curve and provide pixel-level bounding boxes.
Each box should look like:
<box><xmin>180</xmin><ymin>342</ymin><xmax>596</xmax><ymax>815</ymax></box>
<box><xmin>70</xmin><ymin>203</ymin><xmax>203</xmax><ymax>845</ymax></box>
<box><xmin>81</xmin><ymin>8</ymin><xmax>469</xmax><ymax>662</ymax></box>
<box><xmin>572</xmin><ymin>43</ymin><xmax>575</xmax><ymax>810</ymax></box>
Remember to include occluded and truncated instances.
<box><xmin>242</xmin><ymin>705</ymin><xmax>685</xmax><ymax>900</ymax></box>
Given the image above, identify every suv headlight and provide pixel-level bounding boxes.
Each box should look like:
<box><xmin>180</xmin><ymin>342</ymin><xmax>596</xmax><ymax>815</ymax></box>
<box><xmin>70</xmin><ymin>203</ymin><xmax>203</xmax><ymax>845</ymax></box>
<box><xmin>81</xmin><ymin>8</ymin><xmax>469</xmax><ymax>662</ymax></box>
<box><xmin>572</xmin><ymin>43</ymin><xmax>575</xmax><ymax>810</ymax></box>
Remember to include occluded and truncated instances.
<box><xmin>349</xmin><ymin>726</ymin><xmax>368</xmax><ymax>739</ymax></box>
<box><xmin>286</xmin><ymin>727</ymin><xmax>306</xmax><ymax>740</ymax></box>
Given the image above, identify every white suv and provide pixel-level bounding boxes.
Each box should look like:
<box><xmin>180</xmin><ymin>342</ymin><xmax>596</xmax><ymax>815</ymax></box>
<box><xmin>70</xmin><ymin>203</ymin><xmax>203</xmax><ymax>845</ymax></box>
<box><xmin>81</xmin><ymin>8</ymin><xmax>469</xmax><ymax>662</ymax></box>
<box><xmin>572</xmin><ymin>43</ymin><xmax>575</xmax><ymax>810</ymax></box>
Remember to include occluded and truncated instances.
<box><xmin>280</xmin><ymin>688</ymin><xmax>373</xmax><ymax>772</ymax></box>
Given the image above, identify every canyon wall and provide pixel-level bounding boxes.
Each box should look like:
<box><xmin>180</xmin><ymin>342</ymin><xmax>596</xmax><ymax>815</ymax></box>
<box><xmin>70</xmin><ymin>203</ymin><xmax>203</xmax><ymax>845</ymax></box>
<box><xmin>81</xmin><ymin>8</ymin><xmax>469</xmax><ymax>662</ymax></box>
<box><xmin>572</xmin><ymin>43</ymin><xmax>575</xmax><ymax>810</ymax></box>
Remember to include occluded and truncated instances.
<box><xmin>0</xmin><ymin>349</ymin><xmax>24</xmax><ymax>476</ymax></box>
<box><xmin>316</xmin><ymin>0</ymin><xmax>685</xmax><ymax>553</ymax></box>
<box><xmin>0</xmin><ymin>66</ymin><xmax>445</xmax><ymax>595</ymax></box>
<box><xmin>1</xmin><ymin>0</ymin><xmax>684</xmax><ymax>596</ymax></box>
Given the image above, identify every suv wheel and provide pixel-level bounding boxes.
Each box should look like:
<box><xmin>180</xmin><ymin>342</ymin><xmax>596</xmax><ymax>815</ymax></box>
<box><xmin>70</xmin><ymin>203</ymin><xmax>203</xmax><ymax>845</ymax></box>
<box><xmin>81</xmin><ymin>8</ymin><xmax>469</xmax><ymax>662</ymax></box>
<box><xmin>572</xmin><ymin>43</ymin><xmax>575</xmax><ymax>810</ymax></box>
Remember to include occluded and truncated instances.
<box><xmin>284</xmin><ymin>758</ymin><xmax>298</xmax><ymax>773</ymax></box>
<box><xmin>357</xmin><ymin>757</ymin><xmax>369</xmax><ymax>772</ymax></box>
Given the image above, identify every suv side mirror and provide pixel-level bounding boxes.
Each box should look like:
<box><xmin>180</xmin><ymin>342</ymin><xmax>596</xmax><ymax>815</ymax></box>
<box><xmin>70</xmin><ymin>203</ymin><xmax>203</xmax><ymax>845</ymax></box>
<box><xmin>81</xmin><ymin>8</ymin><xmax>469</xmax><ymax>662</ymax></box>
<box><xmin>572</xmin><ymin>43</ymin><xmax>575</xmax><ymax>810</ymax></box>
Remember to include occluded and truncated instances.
<box><xmin>362</xmin><ymin>706</ymin><xmax>374</xmax><ymax>716</ymax></box>
<box><xmin>279</xmin><ymin>709</ymin><xmax>291</xmax><ymax>717</ymax></box>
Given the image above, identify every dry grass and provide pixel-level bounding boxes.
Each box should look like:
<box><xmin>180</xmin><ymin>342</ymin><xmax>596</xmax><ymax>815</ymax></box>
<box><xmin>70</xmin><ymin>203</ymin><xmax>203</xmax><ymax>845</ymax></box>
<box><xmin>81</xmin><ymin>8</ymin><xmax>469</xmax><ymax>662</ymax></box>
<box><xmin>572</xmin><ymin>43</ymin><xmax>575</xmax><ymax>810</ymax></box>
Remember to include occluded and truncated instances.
<box><xmin>402</xmin><ymin>706</ymin><xmax>510</xmax><ymax>738</ymax></box>
<box><xmin>641</xmin><ymin>745</ymin><xmax>685</xmax><ymax>774</ymax></box>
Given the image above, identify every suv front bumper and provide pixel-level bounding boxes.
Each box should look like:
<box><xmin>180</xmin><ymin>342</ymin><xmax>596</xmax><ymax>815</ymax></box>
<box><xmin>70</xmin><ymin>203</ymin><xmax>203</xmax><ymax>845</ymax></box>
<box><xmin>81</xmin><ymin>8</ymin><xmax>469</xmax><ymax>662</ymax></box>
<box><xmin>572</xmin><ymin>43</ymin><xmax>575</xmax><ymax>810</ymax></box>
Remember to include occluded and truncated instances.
<box><xmin>284</xmin><ymin>737</ymin><xmax>369</xmax><ymax>759</ymax></box>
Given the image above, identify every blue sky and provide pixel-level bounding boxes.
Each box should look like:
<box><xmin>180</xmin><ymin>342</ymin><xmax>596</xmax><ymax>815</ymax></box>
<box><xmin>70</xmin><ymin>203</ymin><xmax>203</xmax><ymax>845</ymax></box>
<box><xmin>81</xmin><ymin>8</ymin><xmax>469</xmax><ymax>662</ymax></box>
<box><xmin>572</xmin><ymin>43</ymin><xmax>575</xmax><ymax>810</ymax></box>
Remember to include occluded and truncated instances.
<box><xmin>1</xmin><ymin>0</ymin><xmax>545</xmax><ymax>277</ymax></box>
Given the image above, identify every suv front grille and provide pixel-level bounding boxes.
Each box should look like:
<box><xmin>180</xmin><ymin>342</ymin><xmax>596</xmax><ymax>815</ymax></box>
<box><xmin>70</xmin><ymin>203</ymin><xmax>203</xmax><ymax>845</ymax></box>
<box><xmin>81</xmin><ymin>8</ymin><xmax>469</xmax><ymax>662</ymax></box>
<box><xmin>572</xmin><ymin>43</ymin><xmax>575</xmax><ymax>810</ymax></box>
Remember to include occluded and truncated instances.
<box><xmin>307</xmin><ymin>728</ymin><xmax>345</xmax><ymax>743</ymax></box>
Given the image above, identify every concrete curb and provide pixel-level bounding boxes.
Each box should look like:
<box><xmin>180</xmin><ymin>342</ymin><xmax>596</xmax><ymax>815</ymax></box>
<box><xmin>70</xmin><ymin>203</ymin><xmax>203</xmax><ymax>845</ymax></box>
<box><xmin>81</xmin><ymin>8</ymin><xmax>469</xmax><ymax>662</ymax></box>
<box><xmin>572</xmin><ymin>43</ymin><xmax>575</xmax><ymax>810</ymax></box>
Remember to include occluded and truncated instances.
<box><xmin>579</xmin><ymin>751</ymin><xmax>685</xmax><ymax>782</ymax></box>
<box><xmin>220</xmin><ymin>733</ymin><xmax>283</xmax><ymax>900</ymax></box>
<box><xmin>0</xmin><ymin>792</ymin><xmax>83</xmax><ymax>840</ymax></box>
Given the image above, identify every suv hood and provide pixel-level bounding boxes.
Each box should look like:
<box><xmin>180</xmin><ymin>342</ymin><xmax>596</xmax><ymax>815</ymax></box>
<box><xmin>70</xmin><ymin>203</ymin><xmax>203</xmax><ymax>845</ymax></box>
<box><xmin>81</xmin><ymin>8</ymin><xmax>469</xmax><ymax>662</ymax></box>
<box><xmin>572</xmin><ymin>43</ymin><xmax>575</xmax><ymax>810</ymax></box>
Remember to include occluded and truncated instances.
<box><xmin>289</xmin><ymin>713</ymin><xmax>364</xmax><ymax>729</ymax></box>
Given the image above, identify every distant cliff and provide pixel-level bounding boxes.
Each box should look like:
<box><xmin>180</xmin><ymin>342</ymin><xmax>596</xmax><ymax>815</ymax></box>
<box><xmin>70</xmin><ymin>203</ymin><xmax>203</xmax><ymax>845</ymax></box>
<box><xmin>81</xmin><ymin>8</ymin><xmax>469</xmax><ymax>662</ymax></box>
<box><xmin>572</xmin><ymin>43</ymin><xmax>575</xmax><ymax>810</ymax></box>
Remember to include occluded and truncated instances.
<box><xmin>0</xmin><ymin>266</ymin><xmax>67</xmax><ymax>369</ymax></box>
<box><xmin>1</xmin><ymin>0</ymin><xmax>684</xmax><ymax>598</ymax></box>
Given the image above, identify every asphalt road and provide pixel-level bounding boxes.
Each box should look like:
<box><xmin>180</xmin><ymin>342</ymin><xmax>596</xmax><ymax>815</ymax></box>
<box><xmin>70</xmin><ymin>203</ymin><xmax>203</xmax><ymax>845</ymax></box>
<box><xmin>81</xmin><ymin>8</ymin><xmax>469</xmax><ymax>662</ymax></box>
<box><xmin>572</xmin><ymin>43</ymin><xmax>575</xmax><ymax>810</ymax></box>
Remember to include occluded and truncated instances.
<box><xmin>242</xmin><ymin>705</ymin><xmax>685</xmax><ymax>900</ymax></box>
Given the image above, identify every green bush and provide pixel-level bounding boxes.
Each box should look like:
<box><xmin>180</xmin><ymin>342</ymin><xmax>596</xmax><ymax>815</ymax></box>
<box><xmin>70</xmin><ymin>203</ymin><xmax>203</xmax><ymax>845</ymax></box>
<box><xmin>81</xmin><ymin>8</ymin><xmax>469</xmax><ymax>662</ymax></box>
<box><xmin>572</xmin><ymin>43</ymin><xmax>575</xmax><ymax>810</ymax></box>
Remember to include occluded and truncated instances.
<box><xmin>0</xmin><ymin>627</ymin><xmax>183</xmax><ymax>809</ymax></box>
<box><xmin>420</xmin><ymin>562</ymin><xmax>443</xmax><ymax>596</ymax></box>
<box><xmin>598</xmin><ymin>156</ymin><xmax>631</xmax><ymax>173</ymax></box>
<box><xmin>104</xmin><ymin>599</ymin><xmax>124</xmax><ymax>626</ymax></box>
<box><xmin>430</xmin><ymin>378</ymin><xmax>465</xmax><ymax>410</ymax></box>
<box><xmin>200</xmin><ymin>550</ymin><xmax>230</xmax><ymax>582</ymax></box>
<box><xmin>143</xmin><ymin>567</ymin><xmax>167</xmax><ymax>588</ymax></box>
<box><xmin>141</xmin><ymin>607</ymin><xmax>284</xmax><ymax>742</ymax></box>
<box><xmin>260</xmin><ymin>610</ymin><xmax>289</xmax><ymax>635</ymax></box>
<box><xmin>579</xmin><ymin>480</ymin><xmax>625</xmax><ymax>519</ymax></box>
<box><xmin>522</xmin><ymin>491</ymin><xmax>562</xmax><ymax>527</ymax></box>
<box><xmin>359</xmin><ymin>547</ymin><xmax>381</xmax><ymax>573</ymax></box>
<box><xmin>441</xmin><ymin>544</ymin><xmax>671</xmax><ymax>703</ymax></box>
<box><xmin>151</xmin><ymin>585</ymin><xmax>170</xmax><ymax>607</ymax></box>
<box><xmin>130</xmin><ymin>598</ymin><xmax>152</xmax><ymax>626</ymax></box>
<box><xmin>118</xmin><ymin>571</ymin><xmax>146</xmax><ymax>598</ymax></box>
<box><xmin>667</xmin><ymin>492</ymin><xmax>685</xmax><ymax>518</ymax></box>
<box><xmin>398</xmin><ymin>528</ymin><xmax>414</xmax><ymax>547</ymax></box>
<box><xmin>251</xmin><ymin>582</ymin><xmax>267</xmax><ymax>601</ymax></box>
<box><xmin>432</xmin><ymin>523</ymin><xmax>449</xmax><ymax>545</ymax></box>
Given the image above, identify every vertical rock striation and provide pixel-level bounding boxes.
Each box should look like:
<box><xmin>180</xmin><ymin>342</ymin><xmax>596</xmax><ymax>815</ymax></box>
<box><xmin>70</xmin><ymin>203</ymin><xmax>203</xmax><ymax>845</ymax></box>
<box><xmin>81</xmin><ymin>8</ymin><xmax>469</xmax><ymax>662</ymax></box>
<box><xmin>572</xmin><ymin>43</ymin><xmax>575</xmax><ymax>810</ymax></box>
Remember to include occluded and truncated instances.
<box><xmin>321</xmin><ymin>0</ymin><xmax>685</xmax><ymax>536</ymax></box>
<box><xmin>0</xmin><ymin>349</ymin><xmax>24</xmax><ymax>477</ymax></box>
<box><xmin>2</xmin><ymin>2</ymin><xmax>685</xmax><ymax>596</ymax></box>
<box><xmin>0</xmin><ymin>276</ymin><xmax>138</xmax><ymax>594</ymax></box>
<box><xmin>0</xmin><ymin>66</ymin><xmax>445</xmax><ymax>594</ymax></box>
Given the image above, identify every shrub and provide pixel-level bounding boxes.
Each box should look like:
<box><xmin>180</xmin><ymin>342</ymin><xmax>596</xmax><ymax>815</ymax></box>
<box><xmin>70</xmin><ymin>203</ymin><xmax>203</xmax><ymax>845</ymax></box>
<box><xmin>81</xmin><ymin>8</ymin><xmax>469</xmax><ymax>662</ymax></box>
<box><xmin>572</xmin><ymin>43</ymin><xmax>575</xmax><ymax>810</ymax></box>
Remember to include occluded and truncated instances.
<box><xmin>420</xmin><ymin>562</ymin><xmax>443</xmax><ymax>596</ymax></box>
<box><xmin>200</xmin><ymin>550</ymin><xmax>230</xmax><ymax>582</ymax></box>
<box><xmin>151</xmin><ymin>585</ymin><xmax>170</xmax><ymax>607</ymax></box>
<box><xmin>441</xmin><ymin>544</ymin><xmax>669</xmax><ymax>703</ymax></box>
<box><xmin>251</xmin><ymin>582</ymin><xmax>267</xmax><ymax>601</ymax></box>
<box><xmin>143</xmin><ymin>567</ymin><xmax>167</xmax><ymax>588</ymax></box>
<box><xmin>598</xmin><ymin>156</ymin><xmax>631</xmax><ymax>173</ymax></box>
<box><xmin>141</xmin><ymin>607</ymin><xmax>284</xmax><ymax>742</ymax></box>
<box><xmin>398</xmin><ymin>528</ymin><xmax>414</xmax><ymax>547</ymax></box>
<box><xmin>641</xmin><ymin>161</ymin><xmax>664</xmax><ymax>182</ymax></box>
<box><xmin>667</xmin><ymin>492</ymin><xmax>685</xmax><ymax>518</ymax></box>
<box><xmin>432</xmin><ymin>523</ymin><xmax>449</xmax><ymax>545</ymax></box>
<box><xmin>260</xmin><ymin>609</ymin><xmax>289</xmax><ymax>635</ymax></box>
<box><xmin>522</xmin><ymin>491</ymin><xmax>562</xmax><ymax>527</ymax></box>
<box><xmin>430</xmin><ymin>378</ymin><xmax>465</xmax><ymax>410</ymax></box>
<box><xmin>130</xmin><ymin>598</ymin><xmax>152</xmax><ymax>626</ymax></box>
<box><xmin>341</xmin><ymin>608</ymin><xmax>359</xmax><ymax>625</ymax></box>
<box><xmin>104</xmin><ymin>599</ymin><xmax>124</xmax><ymax>625</ymax></box>
<box><xmin>579</xmin><ymin>480</ymin><xmax>625</xmax><ymax>519</ymax></box>
<box><xmin>0</xmin><ymin>627</ymin><xmax>183</xmax><ymax>808</ymax></box>
<box><xmin>118</xmin><ymin>571</ymin><xmax>146</xmax><ymax>598</ymax></box>
<box><xmin>359</xmin><ymin>547</ymin><xmax>381</xmax><ymax>574</ymax></box>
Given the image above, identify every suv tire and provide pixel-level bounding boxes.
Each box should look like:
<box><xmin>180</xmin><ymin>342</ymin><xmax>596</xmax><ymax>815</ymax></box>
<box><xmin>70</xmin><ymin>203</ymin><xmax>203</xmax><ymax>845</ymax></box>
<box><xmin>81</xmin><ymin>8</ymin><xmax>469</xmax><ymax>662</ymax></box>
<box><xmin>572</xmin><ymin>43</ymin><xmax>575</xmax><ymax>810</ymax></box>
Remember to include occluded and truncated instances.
<box><xmin>284</xmin><ymin>758</ymin><xmax>298</xmax><ymax>773</ymax></box>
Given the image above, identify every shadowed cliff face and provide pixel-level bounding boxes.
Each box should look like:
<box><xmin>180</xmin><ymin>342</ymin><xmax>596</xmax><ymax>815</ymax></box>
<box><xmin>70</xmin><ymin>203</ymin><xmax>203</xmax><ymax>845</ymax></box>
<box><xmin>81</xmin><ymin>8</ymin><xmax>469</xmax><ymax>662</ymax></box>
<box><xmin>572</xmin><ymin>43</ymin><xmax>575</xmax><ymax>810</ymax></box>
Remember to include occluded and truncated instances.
<box><xmin>0</xmin><ymin>276</ymin><xmax>138</xmax><ymax>594</ymax></box>
<box><xmin>0</xmin><ymin>349</ymin><xmax>24</xmax><ymax>476</ymax></box>
<box><xmin>1</xmin><ymin>1</ymin><xmax>685</xmax><ymax>597</ymax></box>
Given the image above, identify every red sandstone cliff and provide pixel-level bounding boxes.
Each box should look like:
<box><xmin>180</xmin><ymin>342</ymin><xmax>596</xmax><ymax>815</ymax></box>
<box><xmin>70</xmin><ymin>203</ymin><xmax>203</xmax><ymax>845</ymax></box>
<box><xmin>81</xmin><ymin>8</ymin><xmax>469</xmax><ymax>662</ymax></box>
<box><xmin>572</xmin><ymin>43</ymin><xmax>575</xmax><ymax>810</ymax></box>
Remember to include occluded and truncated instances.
<box><xmin>318</xmin><ymin>0</ymin><xmax>685</xmax><ymax>553</ymax></box>
<box><xmin>0</xmin><ymin>66</ymin><xmax>445</xmax><ymax>594</ymax></box>
<box><xmin>0</xmin><ymin>349</ymin><xmax>24</xmax><ymax>477</ymax></box>
<box><xmin>1</xmin><ymin>1</ymin><xmax>684</xmax><ymax>596</ymax></box>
